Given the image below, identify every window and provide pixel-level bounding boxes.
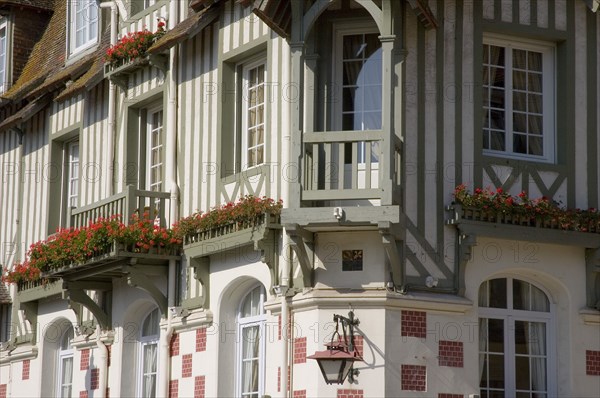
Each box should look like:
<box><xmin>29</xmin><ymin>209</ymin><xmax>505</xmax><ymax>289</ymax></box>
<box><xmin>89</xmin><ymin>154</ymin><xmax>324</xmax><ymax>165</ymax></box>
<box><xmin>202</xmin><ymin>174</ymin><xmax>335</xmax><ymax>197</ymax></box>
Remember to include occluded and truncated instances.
<box><xmin>334</xmin><ymin>25</ymin><xmax>382</xmax><ymax>163</ymax></box>
<box><xmin>0</xmin><ymin>17</ymin><xmax>7</xmax><ymax>93</ymax></box>
<box><xmin>67</xmin><ymin>141</ymin><xmax>79</xmax><ymax>208</ymax></box>
<box><xmin>479</xmin><ymin>277</ymin><xmax>555</xmax><ymax>398</ymax></box>
<box><xmin>69</xmin><ymin>0</ymin><xmax>99</xmax><ymax>55</ymax></box>
<box><xmin>131</xmin><ymin>0</ymin><xmax>156</xmax><ymax>15</ymax></box>
<box><xmin>342</xmin><ymin>250</ymin><xmax>363</xmax><ymax>271</ymax></box>
<box><xmin>146</xmin><ymin>107</ymin><xmax>164</xmax><ymax>194</ymax></box>
<box><xmin>483</xmin><ymin>36</ymin><xmax>555</xmax><ymax>162</ymax></box>
<box><xmin>237</xmin><ymin>285</ymin><xmax>266</xmax><ymax>398</ymax></box>
<box><xmin>241</xmin><ymin>61</ymin><xmax>266</xmax><ymax>169</ymax></box>
<box><xmin>57</xmin><ymin>326</ymin><xmax>74</xmax><ymax>398</ymax></box>
<box><xmin>138</xmin><ymin>307</ymin><xmax>160</xmax><ymax>398</ymax></box>
<box><xmin>0</xmin><ymin>303</ymin><xmax>10</xmax><ymax>343</ymax></box>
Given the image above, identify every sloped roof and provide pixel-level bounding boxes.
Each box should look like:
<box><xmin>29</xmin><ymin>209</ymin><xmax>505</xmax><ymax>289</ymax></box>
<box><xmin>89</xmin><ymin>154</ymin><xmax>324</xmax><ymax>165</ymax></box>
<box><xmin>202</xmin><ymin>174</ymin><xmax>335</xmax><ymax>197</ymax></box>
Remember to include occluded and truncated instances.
<box><xmin>0</xmin><ymin>95</ymin><xmax>51</xmax><ymax>133</ymax></box>
<box><xmin>148</xmin><ymin>3</ymin><xmax>221</xmax><ymax>54</ymax></box>
<box><xmin>0</xmin><ymin>0</ymin><xmax>54</xmax><ymax>12</ymax></box>
<box><xmin>0</xmin><ymin>0</ymin><xmax>65</xmax><ymax>102</ymax></box>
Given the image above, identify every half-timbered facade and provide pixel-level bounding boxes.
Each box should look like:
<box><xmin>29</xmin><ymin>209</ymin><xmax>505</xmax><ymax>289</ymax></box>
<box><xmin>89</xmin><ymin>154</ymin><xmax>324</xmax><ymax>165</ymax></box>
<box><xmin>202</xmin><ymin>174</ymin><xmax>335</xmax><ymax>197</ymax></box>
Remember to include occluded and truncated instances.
<box><xmin>0</xmin><ymin>0</ymin><xmax>599</xmax><ymax>397</ymax></box>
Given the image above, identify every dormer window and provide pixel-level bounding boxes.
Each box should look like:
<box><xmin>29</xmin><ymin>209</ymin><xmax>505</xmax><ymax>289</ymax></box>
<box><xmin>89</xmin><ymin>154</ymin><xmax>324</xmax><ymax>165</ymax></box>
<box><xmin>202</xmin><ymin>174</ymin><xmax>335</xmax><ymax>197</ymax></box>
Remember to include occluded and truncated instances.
<box><xmin>0</xmin><ymin>17</ymin><xmax>7</xmax><ymax>93</ymax></box>
<box><xmin>69</xmin><ymin>0</ymin><xmax>99</xmax><ymax>56</ymax></box>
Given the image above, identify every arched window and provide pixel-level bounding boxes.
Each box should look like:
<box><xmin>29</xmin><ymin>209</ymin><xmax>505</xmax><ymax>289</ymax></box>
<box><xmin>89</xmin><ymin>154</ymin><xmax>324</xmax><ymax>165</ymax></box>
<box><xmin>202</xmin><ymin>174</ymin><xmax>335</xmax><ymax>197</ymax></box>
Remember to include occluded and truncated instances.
<box><xmin>479</xmin><ymin>277</ymin><xmax>555</xmax><ymax>398</ymax></box>
<box><xmin>57</xmin><ymin>326</ymin><xmax>74</xmax><ymax>397</ymax></box>
<box><xmin>138</xmin><ymin>307</ymin><xmax>160</xmax><ymax>398</ymax></box>
<box><xmin>237</xmin><ymin>285</ymin><xmax>266</xmax><ymax>398</ymax></box>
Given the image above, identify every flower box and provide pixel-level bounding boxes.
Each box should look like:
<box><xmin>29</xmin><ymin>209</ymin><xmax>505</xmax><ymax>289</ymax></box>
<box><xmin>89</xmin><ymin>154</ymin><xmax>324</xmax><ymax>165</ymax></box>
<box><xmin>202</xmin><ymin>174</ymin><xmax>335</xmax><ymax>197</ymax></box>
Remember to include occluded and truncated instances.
<box><xmin>17</xmin><ymin>280</ymin><xmax>63</xmax><ymax>303</ymax></box>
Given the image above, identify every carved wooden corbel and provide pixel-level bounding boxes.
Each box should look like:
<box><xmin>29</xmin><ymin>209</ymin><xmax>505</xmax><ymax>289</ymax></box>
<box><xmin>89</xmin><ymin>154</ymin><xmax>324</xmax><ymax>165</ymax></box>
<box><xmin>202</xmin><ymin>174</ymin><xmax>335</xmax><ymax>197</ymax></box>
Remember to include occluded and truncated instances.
<box><xmin>285</xmin><ymin>223</ymin><xmax>314</xmax><ymax>289</ymax></box>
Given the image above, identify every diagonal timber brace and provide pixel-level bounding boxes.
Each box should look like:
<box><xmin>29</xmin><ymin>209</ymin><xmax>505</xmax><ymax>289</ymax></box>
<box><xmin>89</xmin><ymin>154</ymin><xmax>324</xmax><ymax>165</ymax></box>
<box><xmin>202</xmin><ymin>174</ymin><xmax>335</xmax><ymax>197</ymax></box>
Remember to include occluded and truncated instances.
<box><xmin>254</xmin><ymin>227</ymin><xmax>279</xmax><ymax>291</ymax></box>
<box><xmin>378</xmin><ymin>221</ymin><xmax>404</xmax><ymax>287</ymax></box>
<box><xmin>125</xmin><ymin>266</ymin><xmax>168</xmax><ymax>317</ymax></box>
<box><xmin>62</xmin><ymin>286</ymin><xmax>111</xmax><ymax>330</ymax></box>
<box><xmin>285</xmin><ymin>223</ymin><xmax>314</xmax><ymax>289</ymax></box>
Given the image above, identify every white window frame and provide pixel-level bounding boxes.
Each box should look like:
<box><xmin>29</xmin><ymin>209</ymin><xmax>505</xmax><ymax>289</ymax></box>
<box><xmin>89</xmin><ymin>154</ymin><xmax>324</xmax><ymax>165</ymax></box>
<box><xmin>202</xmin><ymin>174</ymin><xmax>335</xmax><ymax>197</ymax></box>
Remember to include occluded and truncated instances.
<box><xmin>56</xmin><ymin>327</ymin><xmax>74</xmax><ymax>398</ymax></box>
<box><xmin>145</xmin><ymin>105</ymin><xmax>164</xmax><ymax>194</ymax></box>
<box><xmin>240</xmin><ymin>58</ymin><xmax>267</xmax><ymax>170</ymax></box>
<box><xmin>332</xmin><ymin>22</ymin><xmax>382</xmax><ymax>166</ymax></box>
<box><xmin>478</xmin><ymin>277</ymin><xmax>557</xmax><ymax>398</ymax></box>
<box><xmin>0</xmin><ymin>17</ymin><xmax>7</xmax><ymax>94</ymax></box>
<box><xmin>67</xmin><ymin>140</ymin><xmax>80</xmax><ymax>209</ymax></box>
<box><xmin>69</xmin><ymin>0</ymin><xmax>99</xmax><ymax>56</ymax></box>
<box><xmin>137</xmin><ymin>308</ymin><xmax>160</xmax><ymax>398</ymax></box>
<box><xmin>236</xmin><ymin>285</ymin><xmax>267</xmax><ymax>398</ymax></box>
<box><xmin>482</xmin><ymin>34</ymin><xmax>556</xmax><ymax>163</ymax></box>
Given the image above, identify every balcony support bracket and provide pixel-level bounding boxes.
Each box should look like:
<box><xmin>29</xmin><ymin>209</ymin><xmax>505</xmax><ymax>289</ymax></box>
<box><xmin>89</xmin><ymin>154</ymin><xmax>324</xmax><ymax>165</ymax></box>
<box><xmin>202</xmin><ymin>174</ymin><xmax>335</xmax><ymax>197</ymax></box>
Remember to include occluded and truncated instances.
<box><xmin>62</xmin><ymin>285</ymin><xmax>111</xmax><ymax>330</ymax></box>
<box><xmin>378</xmin><ymin>221</ymin><xmax>404</xmax><ymax>287</ymax></box>
<box><xmin>455</xmin><ymin>230</ymin><xmax>477</xmax><ymax>296</ymax></box>
<box><xmin>190</xmin><ymin>257</ymin><xmax>210</xmax><ymax>309</ymax></box>
<box><xmin>254</xmin><ymin>227</ymin><xmax>279</xmax><ymax>291</ymax></box>
<box><xmin>19</xmin><ymin>302</ymin><xmax>38</xmax><ymax>339</ymax></box>
<box><xmin>125</xmin><ymin>266</ymin><xmax>168</xmax><ymax>317</ymax></box>
<box><xmin>585</xmin><ymin>248</ymin><xmax>600</xmax><ymax>310</ymax></box>
<box><xmin>285</xmin><ymin>223</ymin><xmax>314</xmax><ymax>289</ymax></box>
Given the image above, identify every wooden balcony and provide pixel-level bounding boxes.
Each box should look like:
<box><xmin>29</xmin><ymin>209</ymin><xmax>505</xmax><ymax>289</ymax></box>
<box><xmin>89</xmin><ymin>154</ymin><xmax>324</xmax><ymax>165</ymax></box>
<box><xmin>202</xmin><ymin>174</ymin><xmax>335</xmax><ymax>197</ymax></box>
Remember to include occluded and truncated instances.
<box><xmin>68</xmin><ymin>185</ymin><xmax>172</xmax><ymax>229</ymax></box>
<box><xmin>302</xmin><ymin>130</ymin><xmax>402</xmax><ymax>203</ymax></box>
<box><xmin>17</xmin><ymin>280</ymin><xmax>63</xmax><ymax>303</ymax></box>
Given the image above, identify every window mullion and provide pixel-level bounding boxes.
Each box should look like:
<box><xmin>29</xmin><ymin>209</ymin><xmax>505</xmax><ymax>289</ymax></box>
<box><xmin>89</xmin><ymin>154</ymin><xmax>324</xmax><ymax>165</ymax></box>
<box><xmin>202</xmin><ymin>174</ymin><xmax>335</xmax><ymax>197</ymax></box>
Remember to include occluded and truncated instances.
<box><xmin>506</xmin><ymin>47</ymin><xmax>513</xmax><ymax>155</ymax></box>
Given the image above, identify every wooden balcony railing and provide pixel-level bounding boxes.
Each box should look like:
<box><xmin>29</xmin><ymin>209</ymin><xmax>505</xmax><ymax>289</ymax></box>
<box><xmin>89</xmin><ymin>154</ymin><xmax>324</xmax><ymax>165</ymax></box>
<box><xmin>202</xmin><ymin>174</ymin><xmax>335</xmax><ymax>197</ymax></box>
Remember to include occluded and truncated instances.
<box><xmin>68</xmin><ymin>185</ymin><xmax>171</xmax><ymax>229</ymax></box>
<box><xmin>302</xmin><ymin>130</ymin><xmax>402</xmax><ymax>202</ymax></box>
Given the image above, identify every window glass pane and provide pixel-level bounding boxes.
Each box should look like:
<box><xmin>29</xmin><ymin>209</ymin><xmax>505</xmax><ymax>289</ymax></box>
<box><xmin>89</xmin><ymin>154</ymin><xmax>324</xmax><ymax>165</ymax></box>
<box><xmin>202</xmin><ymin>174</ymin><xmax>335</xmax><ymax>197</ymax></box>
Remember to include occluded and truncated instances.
<box><xmin>488</xmin><ymin>278</ymin><xmax>507</xmax><ymax>308</ymax></box>
<box><xmin>528</xmin><ymin>51</ymin><xmax>542</xmax><ymax>72</ymax></box>
<box><xmin>60</xmin><ymin>356</ymin><xmax>73</xmax><ymax>398</ymax></box>
<box><xmin>515</xmin><ymin>355</ymin><xmax>531</xmax><ymax>390</ymax></box>
<box><xmin>488</xmin><ymin>319</ymin><xmax>504</xmax><ymax>353</ymax></box>
<box><xmin>479</xmin><ymin>282</ymin><xmax>489</xmax><ymax>307</ymax></box>
<box><xmin>488</xmin><ymin>354</ymin><xmax>505</xmax><ymax>389</ymax></box>
<box><xmin>61</xmin><ymin>327</ymin><xmax>74</xmax><ymax>350</ymax></box>
<box><xmin>142</xmin><ymin>308</ymin><xmax>160</xmax><ymax>337</ymax></box>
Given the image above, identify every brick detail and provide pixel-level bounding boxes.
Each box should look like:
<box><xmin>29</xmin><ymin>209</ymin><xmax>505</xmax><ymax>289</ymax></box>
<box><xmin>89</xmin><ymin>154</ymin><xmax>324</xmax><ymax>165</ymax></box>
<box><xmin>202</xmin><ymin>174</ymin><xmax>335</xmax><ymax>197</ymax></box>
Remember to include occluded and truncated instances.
<box><xmin>293</xmin><ymin>337</ymin><xmax>307</xmax><ymax>364</ymax></box>
<box><xmin>182</xmin><ymin>353</ymin><xmax>193</xmax><ymax>378</ymax></box>
<box><xmin>353</xmin><ymin>335</ymin><xmax>363</xmax><ymax>358</ymax></box>
<box><xmin>401</xmin><ymin>364</ymin><xmax>426</xmax><ymax>391</ymax></box>
<box><xmin>196</xmin><ymin>328</ymin><xmax>207</xmax><ymax>352</ymax></box>
<box><xmin>401</xmin><ymin>310</ymin><xmax>426</xmax><ymax>338</ymax></box>
<box><xmin>171</xmin><ymin>333</ymin><xmax>180</xmax><ymax>357</ymax></box>
<box><xmin>106</xmin><ymin>387</ymin><xmax>110</xmax><ymax>398</ymax></box>
<box><xmin>293</xmin><ymin>390</ymin><xmax>306</xmax><ymax>398</ymax></box>
<box><xmin>79</xmin><ymin>391</ymin><xmax>88</xmax><ymax>398</ymax></box>
<box><xmin>277</xmin><ymin>367</ymin><xmax>281</xmax><ymax>392</ymax></box>
<box><xmin>438</xmin><ymin>394</ymin><xmax>464</xmax><ymax>398</ymax></box>
<box><xmin>194</xmin><ymin>375</ymin><xmax>205</xmax><ymax>398</ymax></box>
<box><xmin>169</xmin><ymin>380</ymin><xmax>179</xmax><ymax>398</ymax></box>
<box><xmin>439</xmin><ymin>340</ymin><xmax>464</xmax><ymax>367</ymax></box>
<box><xmin>0</xmin><ymin>384</ymin><xmax>7</xmax><ymax>398</ymax></box>
<box><xmin>278</xmin><ymin>313</ymin><xmax>282</xmax><ymax>340</ymax></box>
<box><xmin>90</xmin><ymin>368</ymin><xmax>100</xmax><ymax>390</ymax></box>
<box><xmin>586</xmin><ymin>350</ymin><xmax>600</xmax><ymax>376</ymax></box>
<box><xmin>106</xmin><ymin>344</ymin><xmax>111</xmax><ymax>368</ymax></box>
<box><xmin>22</xmin><ymin>359</ymin><xmax>30</xmax><ymax>380</ymax></box>
<box><xmin>337</xmin><ymin>388</ymin><xmax>364</xmax><ymax>398</ymax></box>
<box><xmin>80</xmin><ymin>349</ymin><xmax>90</xmax><ymax>370</ymax></box>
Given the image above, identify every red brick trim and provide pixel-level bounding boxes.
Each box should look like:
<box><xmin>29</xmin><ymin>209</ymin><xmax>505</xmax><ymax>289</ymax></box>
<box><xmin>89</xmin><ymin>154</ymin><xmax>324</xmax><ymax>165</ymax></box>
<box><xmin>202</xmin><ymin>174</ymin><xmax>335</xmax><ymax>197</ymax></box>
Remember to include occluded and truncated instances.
<box><xmin>196</xmin><ymin>328</ymin><xmax>207</xmax><ymax>352</ymax></box>
<box><xmin>182</xmin><ymin>353</ymin><xmax>193</xmax><ymax>378</ymax></box>
<box><xmin>401</xmin><ymin>310</ymin><xmax>426</xmax><ymax>338</ymax></box>
<box><xmin>169</xmin><ymin>380</ymin><xmax>179</xmax><ymax>398</ymax></box>
<box><xmin>438</xmin><ymin>394</ymin><xmax>464</xmax><ymax>398</ymax></box>
<box><xmin>293</xmin><ymin>390</ymin><xmax>306</xmax><ymax>398</ymax></box>
<box><xmin>337</xmin><ymin>388</ymin><xmax>364</xmax><ymax>398</ymax></box>
<box><xmin>277</xmin><ymin>367</ymin><xmax>281</xmax><ymax>392</ymax></box>
<box><xmin>79</xmin><ymin>391</ymin><xmax>88</xmax><ymax>398</ymax></box>
<box><xmin>80</xmin><ymin>349</ymin><xmax>90</xmax><ymax>370</ymax></box>
<box><xmin>401</xmin><ymin>364</ymin><xmax>426</xmax><ymax>391</ymax></box>
<box><xmin>293</xmin><ymin>337</ymin><xmax>307</xmax><ymax>364</ymax></box>
<box><xmin>439</xmin><ymin>340</ymin><xmax>464</xmax><ymax>368</ymax></box>
<box><xmin>194</xmin><ymin>375</ymin><xmax>205</xmax><ymax>398</ymax></box>
<box><xmin>586</xmin><ymin>350</ymin><xmax>600</xmax><ymax>376</ymax></box>
<box><xmin>90</xmin><ymin>368</ymin><xmax>100</xmax><ymax>390</ymax></box>
<box><xmin>171</xmin><ymin>333</ymin><xmax>180</xmax><ymax>357</ymax></box>
<box><xmin>22</xmin><ymin>359</ymin><xmax>30</xmax><ymax>380</ymax></box>
<box><xmin>0</xmin><ymin>384</ymin><xmax>7</xmax><ymax>398</ymax></box>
